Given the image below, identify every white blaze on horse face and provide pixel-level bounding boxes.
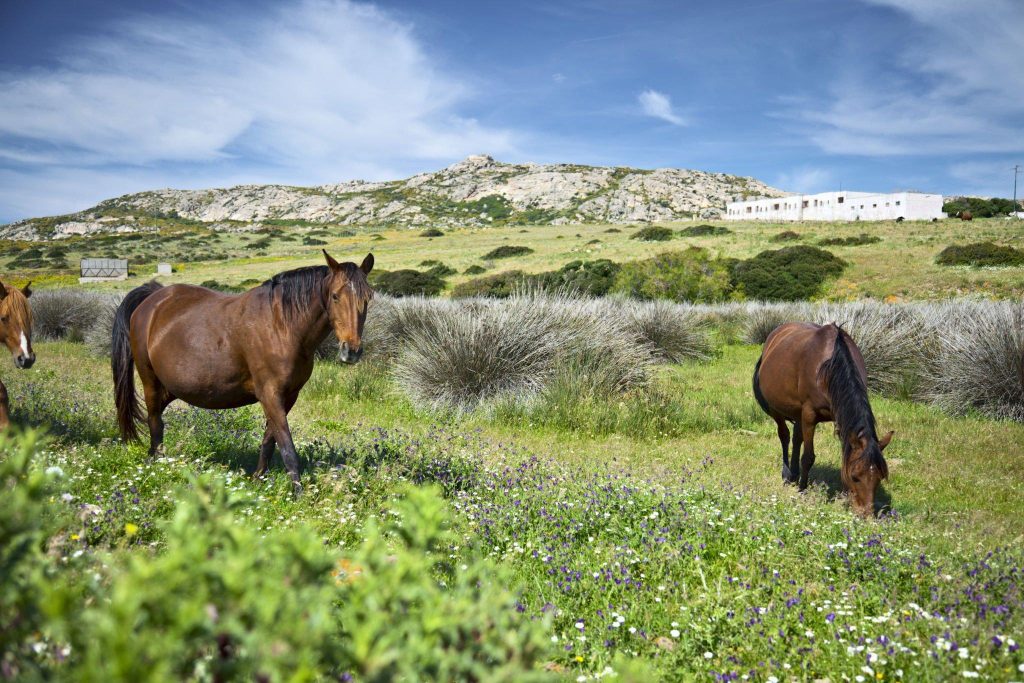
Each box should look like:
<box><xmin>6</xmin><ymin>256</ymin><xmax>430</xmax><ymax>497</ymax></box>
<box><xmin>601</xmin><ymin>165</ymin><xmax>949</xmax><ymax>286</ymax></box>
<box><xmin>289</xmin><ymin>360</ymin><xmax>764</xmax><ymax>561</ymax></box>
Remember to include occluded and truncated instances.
<box><xmin>20</xmin><ymin>332</ymin><xmax>29</xmax><ymax>357</ymax></box>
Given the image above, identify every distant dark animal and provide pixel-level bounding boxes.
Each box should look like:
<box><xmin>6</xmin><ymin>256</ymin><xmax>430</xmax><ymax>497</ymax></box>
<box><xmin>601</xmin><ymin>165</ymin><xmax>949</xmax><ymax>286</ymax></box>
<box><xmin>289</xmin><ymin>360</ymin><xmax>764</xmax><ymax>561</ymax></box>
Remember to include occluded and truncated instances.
<box><xmin>959</xmin><ymin>211</ymin><xmax>973</xmax><ymax>221</ymax></box>
<box><xmin>0</xmin><ymin>280</ymin><xmax>35</xmax><ymax>429</ymax></box>
<box><xmin>111</xmin><ymin>252</ymin><xmax>374</xmax><ymax>490</ymax></box>
<box><xmin>895</xmin><ymin>216</ymin><xmax>904</xmax><ymax>223</ymax></box>
<box><xmin>752</xmin><ymin>322</ymin><xmax>894</xmax><ymax>516</ymax></box>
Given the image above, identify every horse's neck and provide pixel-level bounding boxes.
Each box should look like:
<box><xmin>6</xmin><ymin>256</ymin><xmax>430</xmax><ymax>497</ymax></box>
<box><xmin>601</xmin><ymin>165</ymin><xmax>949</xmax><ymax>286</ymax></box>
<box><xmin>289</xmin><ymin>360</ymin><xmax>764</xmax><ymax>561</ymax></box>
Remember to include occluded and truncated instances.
<box><xmin>292</xmin><ymin>307</ymin><xmax>332</xmax><ymax>355</ymax></box>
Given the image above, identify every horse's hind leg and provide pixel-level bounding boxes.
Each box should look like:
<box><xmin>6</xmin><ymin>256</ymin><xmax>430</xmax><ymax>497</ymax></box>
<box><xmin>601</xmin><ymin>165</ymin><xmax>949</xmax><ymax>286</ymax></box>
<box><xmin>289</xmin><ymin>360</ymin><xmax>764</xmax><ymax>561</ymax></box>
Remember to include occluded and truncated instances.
<box><xmin>774</xmin><ymin>418</ymin><xmax>792</xmax><ymax>482</ymax></box>
<box><xmin>140</xmin><ymin>374</ymin><xmax>171</xmax><ymax>457</ymax></box>
<box><xmin>0</xmin><ymin>379</ymin><xmax>9</xmax><ymax>430</ymax></box>
<box><xmin>254</xmin><ymin>425</ymin><xmax>276</xmax><ymax>478</ymax></box>
<box><xmin>790</xmin><ymin>421</ymin><xmax>803</xmax><ymax>485</ymax></box>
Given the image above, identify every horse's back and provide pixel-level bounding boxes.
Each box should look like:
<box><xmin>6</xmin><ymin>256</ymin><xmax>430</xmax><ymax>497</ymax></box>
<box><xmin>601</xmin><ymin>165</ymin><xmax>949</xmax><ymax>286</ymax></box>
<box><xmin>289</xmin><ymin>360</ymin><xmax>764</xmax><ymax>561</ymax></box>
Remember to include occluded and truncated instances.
<box><xmin>757</xmin><ymin>322</ymin><xmax>838</xmax><ymax>421</ymax></box>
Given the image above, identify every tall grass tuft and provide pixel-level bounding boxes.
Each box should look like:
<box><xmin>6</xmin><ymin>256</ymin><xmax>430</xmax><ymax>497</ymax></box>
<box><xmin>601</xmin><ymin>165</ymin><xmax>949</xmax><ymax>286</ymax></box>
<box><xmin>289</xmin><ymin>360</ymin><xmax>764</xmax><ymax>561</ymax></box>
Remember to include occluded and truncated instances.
<box><xmin>739</xmin><ymin>302</ymin><xmax>812</xmax><ymax>345</ymax></box>
<box><xmin>919</xmin><ymin>301</ymin><xmax>1024</xmax><ymax>421</ymax></box>
<box><xmin>32</xmin><ymin>290</ymin><xmax>116</xmax><ymax>343</ymax></box>
<box><xmin>83</xmin><ymin>294</ymin><xmax>125</xmax><ymax>356</ymax></box>
<box><xmin>392</xmin><ymin>291</ymin><xmax>651</xmax><ymax>410</ymax></box>
<box><xmin>621</xmin><ymin>299</ymin><xmax>715</xmax><ymax>362</ymax></box>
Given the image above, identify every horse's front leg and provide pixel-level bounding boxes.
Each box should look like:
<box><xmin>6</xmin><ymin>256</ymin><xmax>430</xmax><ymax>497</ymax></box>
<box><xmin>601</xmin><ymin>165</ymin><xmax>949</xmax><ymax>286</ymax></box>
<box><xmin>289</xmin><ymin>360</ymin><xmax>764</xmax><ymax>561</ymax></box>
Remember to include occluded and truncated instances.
<box><xmin>254</xmin><ymin>425</ymin><xmax>276</xmax><ymax>478</ymax></box>
<box><xmin>259</xmin><ymin>390</ymin><xmax>302</xmax><ymax>492</ymax></box>
<box><xmin>798</xmin><ymin>409</ymin><xmax>818</xmax><ymax>491</ymax></box>
<box><xmin>0</xmin><ymin>379</ymin><xmax>9</xmax><ymax>430</ymax></box>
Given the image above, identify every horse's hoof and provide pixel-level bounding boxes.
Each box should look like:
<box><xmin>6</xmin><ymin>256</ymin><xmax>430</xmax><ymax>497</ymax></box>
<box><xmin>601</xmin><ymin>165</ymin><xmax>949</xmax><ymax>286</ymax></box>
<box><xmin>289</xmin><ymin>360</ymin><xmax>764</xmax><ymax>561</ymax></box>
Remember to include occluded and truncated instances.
<box><xmin>781</xmin><ymin>465</ymin><xmax>793</xmax><ymax>481</ymax></box>
<box><xmin>291</xmin><ymin>480</ymin><xmax>303</xmax><ymax>496</ymax></box>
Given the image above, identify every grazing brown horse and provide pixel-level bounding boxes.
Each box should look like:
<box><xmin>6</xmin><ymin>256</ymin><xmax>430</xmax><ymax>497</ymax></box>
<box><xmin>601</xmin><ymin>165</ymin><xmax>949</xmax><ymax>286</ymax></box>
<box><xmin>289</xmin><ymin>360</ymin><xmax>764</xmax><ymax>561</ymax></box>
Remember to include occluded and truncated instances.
<box><xmin>111</xmin><ymin>252</ymin><xmax>374</xmax><ymax>489</ymax></box>
<box><xmin>0</xmin><ymin>280</ymin><xmax>35</xmax><ymax>429</ymax></box>
<box><xmin>959</xmin><ymin>211</ymin><xmax>973</xmax><ymax>221</ymax></box>
<box><xmin>752</xmin><ymin>322</ymin><xmax>894</xmax><ymax>516</ymax></box>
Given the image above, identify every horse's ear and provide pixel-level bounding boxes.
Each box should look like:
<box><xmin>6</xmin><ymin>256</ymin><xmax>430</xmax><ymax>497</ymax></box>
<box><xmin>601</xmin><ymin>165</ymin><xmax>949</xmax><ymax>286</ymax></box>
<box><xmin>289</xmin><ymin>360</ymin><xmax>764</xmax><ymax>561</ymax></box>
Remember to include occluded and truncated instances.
<box><xmin>323</xmin><ymin>249</ymin><xmax>341</xmax><ymax>272</ymax></box>
<box><xmin>22</xmin><ymin>281</ymin><xmax>32</xmax><ymax>298</ymax></box>
<box><xmin>360</xmin><ymin>253</ymin><xmax>374</xmax><ymax>275</ymax></box>
<box><xmin>878</xmin><ymin>430</ymin><xmax>894</xmax><ymax>451</ymax></box>
<box><xmin>0</xmin><ymin>281</ymin><xmax>7</xmax><ymax>300</ymax></box>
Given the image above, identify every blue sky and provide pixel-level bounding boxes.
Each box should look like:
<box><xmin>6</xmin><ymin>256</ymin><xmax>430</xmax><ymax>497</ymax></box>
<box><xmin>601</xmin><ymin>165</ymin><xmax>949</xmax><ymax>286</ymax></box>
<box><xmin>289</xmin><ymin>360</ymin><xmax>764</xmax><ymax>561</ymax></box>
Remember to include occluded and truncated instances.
<box><xmin>1</xmin><ymin>0</ymin><xmax>1022</xmax><ymax>222</ymax></box>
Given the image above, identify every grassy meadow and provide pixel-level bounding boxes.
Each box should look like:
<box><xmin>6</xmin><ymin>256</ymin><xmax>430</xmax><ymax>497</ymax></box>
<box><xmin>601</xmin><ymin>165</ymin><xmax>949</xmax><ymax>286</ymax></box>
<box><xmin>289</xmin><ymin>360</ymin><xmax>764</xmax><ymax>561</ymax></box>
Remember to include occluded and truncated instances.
<box><xmin>2</xmin><ymin>216</ymin><xmax>1024</xmax><ymax>681</ymax></box>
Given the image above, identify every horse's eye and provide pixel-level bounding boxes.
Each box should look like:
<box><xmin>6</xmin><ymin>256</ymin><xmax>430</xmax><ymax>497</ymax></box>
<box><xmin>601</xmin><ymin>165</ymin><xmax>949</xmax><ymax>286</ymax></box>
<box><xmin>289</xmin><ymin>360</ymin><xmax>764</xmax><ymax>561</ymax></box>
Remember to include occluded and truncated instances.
<box><xmin>851</xmin><ymin>476</ymin><xmax>860</xmax><ymax>483</ymax></box>
<box><xmin>0</xmin><ymin>316</ymin><xmax>7</xmax><ymax>323</ymax></box>
<box><xmin>331</xmin><ymin>293</ymin><xmax>339</xmax><ymax>302</ymax></box>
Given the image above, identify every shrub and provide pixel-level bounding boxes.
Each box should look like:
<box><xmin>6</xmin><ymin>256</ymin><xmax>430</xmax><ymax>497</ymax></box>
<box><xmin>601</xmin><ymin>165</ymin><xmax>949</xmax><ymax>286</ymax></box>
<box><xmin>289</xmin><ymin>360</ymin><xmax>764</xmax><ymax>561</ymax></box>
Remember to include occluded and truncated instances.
<box><xmin>942</xmin><ymin>196</ymin><xmax>1019</xmax><ymax>218</ymax></box>
<box><xmin>604</xmin><ymin>228</ymin><xmax>622</xmax><ymax>233</ymax></box>
<box><xmin>935</xmin><ymin>242</ymin><xmax>1024</xmax><ymax>267</ymax></box>
<box><xmin>84</xmin><ymin>294</ymin><xmax>124</xmax><ymax>356</ymax></box>
<box><xmin>302</xmin><ymin>236</ymin><xmax>327</xmax><ymax>245</ymax></box>
<box><xmin>31</xmin><ymin>290</ymin><xmax>114</xmax><ymax>342</ymax></box>
<box><xmin>611</xmin><ymin>248</ymin><xmax>734</xmax><ymax>303</ymax></box>
<box><xmin>818</xmin><ymin>233</ymin><xmax>882</xmax><ymax>247</ymax></box>
<box><xmin>393</xmin><ymin>292</ymin><xmax>651</xmax><ymax>410</ymax></box>
<box><xmin>919</xmin><ymin>301</ymin><xmax>1024</xmax><ymax>420</ymax></box>
<box><xmin>463</xmin><ymin>264</ymin><xmax>487</xmax><ymax>275</ymax></box>
<box><xmin>739</xmin><ymin>302</ymin><xmax>813</xmax><ymax>345</ymax></box>
<box><xmin>199</xmin><ymin>279</ymin><xmax>245</xmax><ymax>293</ymax></box>
<box><xmin>770</xmin><ymin>230</ymin><xmax>801</xmax><ymax>242</ymax></box>
<box><xmin>679</xmin><ymin>224</ymin><xmax>731</xmax><ymax>237</ymax></box>
<box><xmin>630</xmin><ymin>226</ymin><xmax>674</xmax><ymax>242</ymax></box>
<box><xmin>621</xmin><ymin>299</ymin><xmax>715</xmax><ymax>362</ymax></box>
<box><xmin>420</xmin><ymin>228</ymin><xmax>445</xmax><ymax>237</ymax></box>
<box><xmin>418</xmin><ymin>260</ymin><xmax>457</xmax><ymax>277</ymax></box>
<box><xmin>731</xmin><ymin>246</ymin><xmax>845</xmax><ymax>301</ymax></box>
<box><xmin>451</xmin><ymin>271</ymin><xmax>529</xmax><ymax>298</ymax></box>
<box><xmin>533</xmin><ymin>259</ymin><xmax>621</xmax><ymax>297</ymax></box>
<box><xmin>483</xmin><ymin>245</ymin><xmax>534</xmax><ymax>260</ymax></box>
<box><xmin>371</xmin><ymin>269</ymin><xmax>446</xmax><ymax>297</ymax></box>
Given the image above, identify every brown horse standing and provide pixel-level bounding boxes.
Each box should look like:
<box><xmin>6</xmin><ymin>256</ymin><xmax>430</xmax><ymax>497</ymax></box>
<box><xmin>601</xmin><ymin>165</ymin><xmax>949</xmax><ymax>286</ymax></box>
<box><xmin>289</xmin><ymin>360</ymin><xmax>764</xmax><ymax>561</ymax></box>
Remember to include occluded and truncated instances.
<box><xmin>111</xmin><ymin>252</ymin><xmax>373</xmax><ymax>489</ymax></box>
<box><xmin>752</xmin><ymin>322</ymin><xmax>894</xmax><ymax>516</ymax></box>
<box><xmin>0</xmin><ymin>280</ymin><xmax>35</xmax><ymax>429</ymax></box>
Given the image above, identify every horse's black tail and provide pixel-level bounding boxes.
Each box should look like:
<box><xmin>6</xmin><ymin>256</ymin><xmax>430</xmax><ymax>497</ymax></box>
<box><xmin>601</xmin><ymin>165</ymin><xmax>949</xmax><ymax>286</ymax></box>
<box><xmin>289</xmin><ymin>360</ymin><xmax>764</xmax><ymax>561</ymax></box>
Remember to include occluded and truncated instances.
<box><xmin>112</xmin><ymin>281</ymin><xmax>163</xmax><ymax>442</ymax></box>
<box><xmin>752</xmin><ymin>355</ymin><xmax>771</xmax><ymax>416</ymax></box>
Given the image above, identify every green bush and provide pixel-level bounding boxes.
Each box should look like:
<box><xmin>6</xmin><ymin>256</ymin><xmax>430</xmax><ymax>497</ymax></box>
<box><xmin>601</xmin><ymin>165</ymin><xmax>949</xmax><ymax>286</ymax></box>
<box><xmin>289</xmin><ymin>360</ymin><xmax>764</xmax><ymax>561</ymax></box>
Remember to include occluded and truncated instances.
<box><xmin>483</xmin><ymin>245</ymin><xmax>534</xmax><ymax>260</ymax></box>
<box><xmin>419</xmin><ymin>260</ymin><xmax>457</xmax><ymax>277</ymax></box>
<box><xmin>818</xmin><ymin>233</ymin><xmax>882</xmax><ymax>247</ymax></box>
<box><xmin>935</xmin><ymin>242</ymin><xmax>1024</xmax><ymax>267</ymax></box>
<box><xmin>451</xmin><ymin>270</ymin><xmax>529</xmax><ymax>298</ymax></box>
<box><xmin>199</xmin><ymin>279</ymin><xmax>245</xmax><ymax>293</ymax></box>
<box><xmin>371</xmin><ymin>269</ymin><xmax>446</xmax><ymax>297</ymax></box>
<box><xmin>463</xmin><ymin>264</ymin><xmax>487</xmax><ymax>275</ymax></box>
<box><xmin>678</xmin><ymin>224</ymin><xmax>731</xmax><ymax>237</ymax></box>
<box><xmin>630</xmin><ymin>226</ymin><xmax>674</xmax><ymax>242</ymax></box>
<box><xmin>610</xmin><ymin>248</ymin><xmax>733</xmax><ymax>303</ymax></box>
<box><xmin>533</xmin><ymin>259</ymin><xmax>621</xmax><ymax>297</ymax></box>
<box><xmin>770</xmin><ymin>230</ymin><xmax>801</xmax><ymax>242</ymax></box>
<box><xmin>942</xmin><ymin>196</ymin><xmax>1020</xmax><ymax>218</ymax></box>
<box><xmin>9</xmin><ymin>453</ymin><xmax>553</xmax><ymax>681</ymax></box>
<box><xmin>731</xmin><ymin>245</ymin><xmax>846</xmax><ymax>301</ymax></box>
<box><xmin>420</xmin><ymin>228</ymin><xmax>445</xmax><ymax>237</ymax></box>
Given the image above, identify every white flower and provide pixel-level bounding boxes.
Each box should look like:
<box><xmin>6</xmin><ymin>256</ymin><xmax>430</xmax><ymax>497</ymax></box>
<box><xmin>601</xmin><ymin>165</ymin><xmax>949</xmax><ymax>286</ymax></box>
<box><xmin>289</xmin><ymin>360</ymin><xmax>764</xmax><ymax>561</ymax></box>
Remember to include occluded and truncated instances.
<box><xmin>575</xmin><ymin>621</ymin><xmax>585</xmax><ymax>630</ymax></box>
<box><xmin>577</xmin><ymin>677</ymin><xmax>587</xmax><ymax>683</ymax></box>
<box><xmin>957</xmin><ymin>647</ymin><xmax>969</xmax><ymax>659</ymax></box>
<box><xmin>961</xmin><ymin>673</ymin><xmax>979</xmax><ymax>679</ymax></box>
<box><xmin>45</xmin><ymin>466</ymin><xmax>64</xmax><ymax>478</ymax></box>
<box><xmin>767</xmin><ymin>677</ymin><xmax>779</xmax><ymax>683</ymax></box>
<box><xmin>670</xmin><ymin>630</ymin><xmax>680</xmax><ymax>638</ymax></box>
<box><xmin>703</xmin><ymin>652</ymin><xmax>713</xmax><ymax>659</ymax></box>
<box><xmin>551</xmin><ymin>635</ymin><xmax>558</xmax><ymax>643</ymax></box>
<box><xmin>628</xmin><ymin>627</ymin><xmax>637</xmax><ymax>634</ymax></box>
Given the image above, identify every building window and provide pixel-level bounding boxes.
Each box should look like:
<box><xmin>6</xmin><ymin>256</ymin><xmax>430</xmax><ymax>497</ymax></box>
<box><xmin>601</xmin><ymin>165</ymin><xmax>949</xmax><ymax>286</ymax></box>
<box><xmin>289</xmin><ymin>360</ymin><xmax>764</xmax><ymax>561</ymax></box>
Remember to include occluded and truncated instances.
<box><xmin>896</xmin><ymin>201</ymin><xmax>901</xmax><ymax>206</ymax></box>
<box><xmin>872</xmin><ymin>204</ymin><xmax>877</xmax><ymax>208</ymax></box>
<box><xmin>773</xmin><ymin>203</ymin><xmax>780</xmax><ymax>210</ymax></box>
<box><xmin>838</xmin><ymin>196</ymin><xmax>844</xmax><ymax>204</ymax></box>
<box><xmin>885</xmin><ymin>202</ymin><xmax>890</xmax><ymax>207</ymax></box>
<box><xmin>802</xmin><ymin>200</ymin><xmax>808</xmax><ymax>208</ymax></box>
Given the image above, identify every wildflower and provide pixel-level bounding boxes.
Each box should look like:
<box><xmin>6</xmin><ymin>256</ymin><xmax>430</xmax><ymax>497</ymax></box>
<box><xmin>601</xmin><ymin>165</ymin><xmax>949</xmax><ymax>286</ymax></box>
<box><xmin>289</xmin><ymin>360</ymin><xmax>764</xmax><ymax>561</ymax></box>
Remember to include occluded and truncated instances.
<box><xmin>670</xmin><ymin>629</ymin><xmax>680</xmax><ymax>638</ymax></box>
<box><xmin>70</xmin><ymin>533</ymin><xmax>80</xmax><ymax>541</ymax></box>
<box><xmin>575</xmin><ymin>621</ymin><xmax>585</xmax><ymax>630</ymax></box>
<box><xmin>124</xmin><ymin>523</ymin><xmax>139</xmax><ymax>536</ymax></box>
<box><xmin>46</xmin><ymin>466</ymin><xmax>64</xmax><ymax>478</ymax></box>
<box><xmin>961</xmin><ymin>674</ymin><xmax>978</xmax><ymax>679</ymax></box>
<box><xmin>703</xmin><ymin>652</ymin><xmax>713</xmax><ymax>659</ymax></box>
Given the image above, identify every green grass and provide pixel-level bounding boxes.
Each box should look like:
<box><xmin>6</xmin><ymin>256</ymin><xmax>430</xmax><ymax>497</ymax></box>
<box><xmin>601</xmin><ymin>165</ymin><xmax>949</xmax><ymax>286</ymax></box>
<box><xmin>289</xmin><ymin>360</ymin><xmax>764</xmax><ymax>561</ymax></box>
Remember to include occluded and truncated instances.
<box><xmin>5</xmin><ymin>217</ymin><xmax>1022</xmax><ymax>301</ymax></box>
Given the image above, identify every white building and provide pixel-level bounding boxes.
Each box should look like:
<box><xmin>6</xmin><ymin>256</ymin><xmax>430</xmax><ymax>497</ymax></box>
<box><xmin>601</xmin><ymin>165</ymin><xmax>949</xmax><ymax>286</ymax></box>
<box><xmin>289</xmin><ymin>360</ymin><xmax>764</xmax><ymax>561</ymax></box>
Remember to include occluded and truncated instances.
<box><xmin>725</xmin><ymin>191</ymin><xmax>945</xmax><ymax>222</ymax></box>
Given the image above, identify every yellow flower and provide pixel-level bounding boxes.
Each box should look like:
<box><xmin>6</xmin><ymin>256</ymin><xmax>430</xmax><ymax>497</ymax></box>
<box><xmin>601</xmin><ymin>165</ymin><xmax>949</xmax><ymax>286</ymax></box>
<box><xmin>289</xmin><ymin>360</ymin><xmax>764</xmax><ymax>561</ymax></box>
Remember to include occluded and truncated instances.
<box><xmin>124</xmin><ymin>523</ymin><xmax>139</xmax><ymax>536</ymax></box>
<box><xmin>575</xmin><ymin>655</ymin><xmax>584</xmax><ymax>663</ymax></box>
<box><xmin>70</xmin><ymin>533</ymin><xmax>80</xmax><ymax>541</ymax></box>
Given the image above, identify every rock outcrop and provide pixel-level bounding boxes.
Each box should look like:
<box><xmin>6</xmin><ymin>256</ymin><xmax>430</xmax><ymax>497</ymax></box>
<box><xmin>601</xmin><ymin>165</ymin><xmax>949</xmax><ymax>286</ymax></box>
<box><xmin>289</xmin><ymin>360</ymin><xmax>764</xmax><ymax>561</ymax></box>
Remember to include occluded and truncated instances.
<box><xmin>2</xmin><ymin>155</ymin><xmax>786</xmax><ymax>240</ymax></box>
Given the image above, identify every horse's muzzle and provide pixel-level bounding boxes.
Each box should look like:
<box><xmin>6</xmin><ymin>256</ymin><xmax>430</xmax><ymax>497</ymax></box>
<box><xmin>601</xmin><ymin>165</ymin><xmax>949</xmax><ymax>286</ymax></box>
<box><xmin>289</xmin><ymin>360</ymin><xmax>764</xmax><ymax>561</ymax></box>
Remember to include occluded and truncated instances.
<box><xmin>338</xmin><ymin>342</ymin><xmax>363</xmax><ymax>364</ymax></box>
<box><xmin>15</xmin><ymin>352</ymin><xmax>35</xmax><ymax>369</ymax></box>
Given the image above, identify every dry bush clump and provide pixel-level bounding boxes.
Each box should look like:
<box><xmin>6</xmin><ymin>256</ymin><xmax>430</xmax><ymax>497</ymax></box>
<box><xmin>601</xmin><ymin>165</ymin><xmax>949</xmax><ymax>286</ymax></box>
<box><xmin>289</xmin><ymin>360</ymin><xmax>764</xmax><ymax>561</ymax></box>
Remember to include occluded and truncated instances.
<box><xmin>739</xmin><ymin>302</ymin><xmax>812</xmax><ymax>345</ymax></box>
<box><xmin>32</xmin><ymin>290</ymin><xmax>117</xmax><ymax>343</ymax></box>
<box><xmin>917</xmin><ymin>300</ymin><xmax>1024</xmax><ymax>421</ymax></box>
<box><xmin>619</xmin><ymin>299</ymin><xmax>715</xmax><ymax>363</ymax></box>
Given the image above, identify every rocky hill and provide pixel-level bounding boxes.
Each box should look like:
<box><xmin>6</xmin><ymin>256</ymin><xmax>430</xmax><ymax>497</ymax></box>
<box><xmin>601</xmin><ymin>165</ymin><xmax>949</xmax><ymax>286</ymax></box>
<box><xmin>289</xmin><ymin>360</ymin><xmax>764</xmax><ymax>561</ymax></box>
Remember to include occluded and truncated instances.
<box><xmin>1</xmin><ymin>155</ymin><xmax>786</xmax><ymax>241</ymax></box>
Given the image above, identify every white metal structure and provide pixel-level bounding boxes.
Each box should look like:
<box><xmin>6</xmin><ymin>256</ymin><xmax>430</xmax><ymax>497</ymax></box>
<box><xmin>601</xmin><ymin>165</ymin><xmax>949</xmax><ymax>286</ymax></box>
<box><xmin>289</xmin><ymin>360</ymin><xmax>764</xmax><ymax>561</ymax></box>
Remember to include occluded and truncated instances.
<box><xmin>725</xmin><ymin>191</ymin><xmax>945</xmax><ymax>221</ymax></box>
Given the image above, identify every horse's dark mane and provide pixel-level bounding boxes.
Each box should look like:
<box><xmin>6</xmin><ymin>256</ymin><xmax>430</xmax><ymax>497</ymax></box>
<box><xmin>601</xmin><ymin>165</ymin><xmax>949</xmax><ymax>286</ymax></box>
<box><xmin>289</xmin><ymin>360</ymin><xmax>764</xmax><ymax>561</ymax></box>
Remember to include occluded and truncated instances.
<box><xmin>260</xmin><ymin>263</ymin><xmax>372</xmax><ymax>321</ymax></box>
<box><xmin>819</xmin><ymin>327</ymin><xmax>887</xmax><ymax>476</ymax></box>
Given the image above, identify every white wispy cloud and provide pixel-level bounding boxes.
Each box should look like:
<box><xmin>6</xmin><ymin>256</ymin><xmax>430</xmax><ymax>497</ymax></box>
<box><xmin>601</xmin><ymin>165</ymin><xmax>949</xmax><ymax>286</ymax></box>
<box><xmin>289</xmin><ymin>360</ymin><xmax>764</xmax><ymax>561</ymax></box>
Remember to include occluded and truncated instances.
<box><xmin>793</xmin><ymin>0</ymin><xmax>1024</xmax><ymax>156</ymax></box>
<box><xmin>637</xmin><ymin>89</ymin><xmax>687</xmax><ymax>126</ymax></box>
<box><xmin>774</xmin><ymin>167</ymin><xmax>834</xmax><ymax>194</ymax></box>
<box><xmin>0</xmin><ymin>0</ymin><xmax>517</xmax><ymax>219</ymax></box>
